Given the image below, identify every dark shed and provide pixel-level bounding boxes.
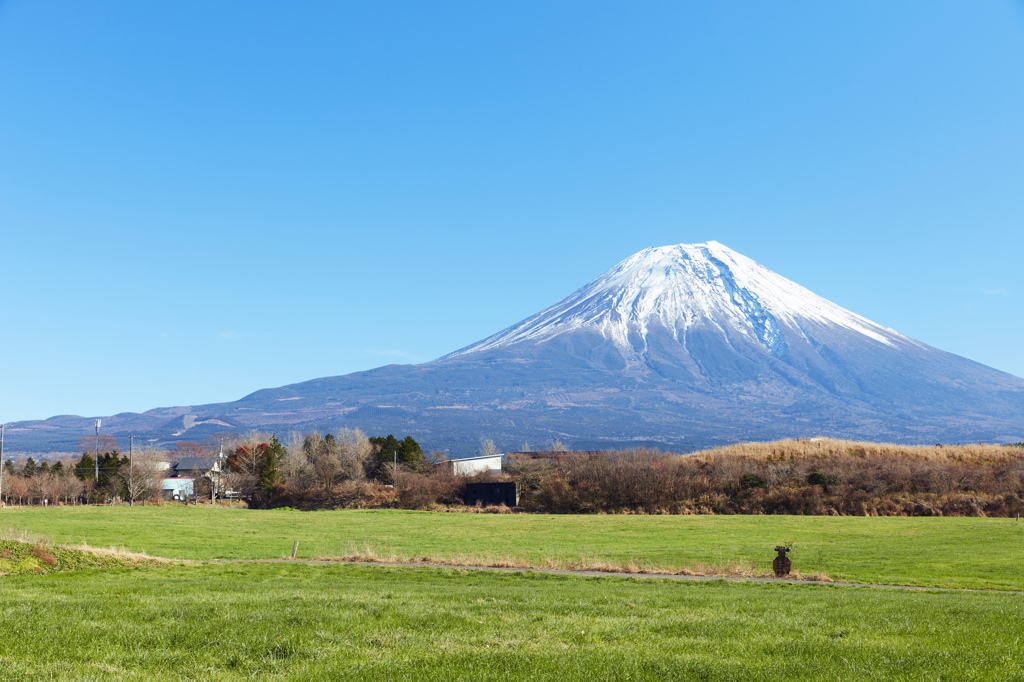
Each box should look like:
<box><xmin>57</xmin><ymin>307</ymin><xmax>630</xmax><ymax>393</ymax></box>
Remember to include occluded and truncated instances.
<box><xmin>463</xmin><ymin>482</ymin><xmax>519</xmax><ymax>508</ymax></box>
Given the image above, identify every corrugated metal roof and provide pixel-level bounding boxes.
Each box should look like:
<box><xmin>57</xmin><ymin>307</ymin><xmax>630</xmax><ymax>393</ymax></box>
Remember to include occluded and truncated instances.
<box><xmin>161</xmin><ymin>478</ymin><xmax>194</xmax><ymax>492</ymax></box>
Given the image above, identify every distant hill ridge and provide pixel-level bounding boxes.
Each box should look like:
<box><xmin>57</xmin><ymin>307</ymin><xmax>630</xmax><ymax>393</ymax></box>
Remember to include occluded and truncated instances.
<box><xmin>8</xmin><ymin>242</ymin><xmax>1024</xmax><ymax>455</ymax></box>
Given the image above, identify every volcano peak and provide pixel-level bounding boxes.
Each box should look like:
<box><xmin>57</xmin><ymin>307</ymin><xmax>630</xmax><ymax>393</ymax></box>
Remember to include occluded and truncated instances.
<box><xmin>446</xmin><ymin>241</ymin><xmax>901</xmax><ymax>359</ymax></box>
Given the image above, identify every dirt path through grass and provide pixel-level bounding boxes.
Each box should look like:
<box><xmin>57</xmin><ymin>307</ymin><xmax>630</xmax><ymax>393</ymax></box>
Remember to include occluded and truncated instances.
<box><xmin>202</xmin><ymin>557</ymin><xmax>1024</xmax><ymax>594</ymax></box>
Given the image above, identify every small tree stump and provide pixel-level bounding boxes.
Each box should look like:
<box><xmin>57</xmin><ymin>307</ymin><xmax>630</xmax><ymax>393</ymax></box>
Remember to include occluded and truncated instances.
<box><xmin>773</xmin><ymin>546</ymin><xmax>791</xmax><ymax>577</ymax></box>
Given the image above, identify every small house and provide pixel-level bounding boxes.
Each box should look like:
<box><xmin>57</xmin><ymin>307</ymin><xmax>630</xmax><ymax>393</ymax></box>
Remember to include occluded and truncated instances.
<box><xmin>161</xmin><ymin>478</ymin><xmax>194</xmax><ymax>501</ymax></box>
<box><xmin>171</xmin><ymin>456</ymin><xmax>227</xmax><ymax>499</ymax></box>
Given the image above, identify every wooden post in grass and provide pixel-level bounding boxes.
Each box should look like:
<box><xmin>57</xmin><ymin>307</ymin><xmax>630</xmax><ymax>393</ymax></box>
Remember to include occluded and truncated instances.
<box><xmin>292</xmin><ymin>541</ymin><xmax>299</xmax><ymax>559</ymax></box>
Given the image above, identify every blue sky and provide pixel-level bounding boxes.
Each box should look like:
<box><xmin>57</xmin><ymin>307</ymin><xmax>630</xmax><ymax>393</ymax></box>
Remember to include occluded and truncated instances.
<box><xmin>1</xmin><ymin>1</ymin><xmax>1022</xmax><ymax>423</ymax></box>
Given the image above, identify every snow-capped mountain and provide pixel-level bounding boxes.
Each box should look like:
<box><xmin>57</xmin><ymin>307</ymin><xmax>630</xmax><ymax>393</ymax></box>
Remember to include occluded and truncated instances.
<box><xmin>447</xmin><ymin>241</ymin><xmax>905</xmax><ymax>358</ymax></box>
<box><xmin>8</xmin><ymin>242</ymin><xmax>1024</xmax><ymax>455</ymax></box>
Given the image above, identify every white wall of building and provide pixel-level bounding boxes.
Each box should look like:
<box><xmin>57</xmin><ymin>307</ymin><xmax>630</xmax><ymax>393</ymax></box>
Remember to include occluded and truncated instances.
<box><xmin>450</xmin><ymin>454</ymin><xmax>503</xmax><ymax>476</ymax></box>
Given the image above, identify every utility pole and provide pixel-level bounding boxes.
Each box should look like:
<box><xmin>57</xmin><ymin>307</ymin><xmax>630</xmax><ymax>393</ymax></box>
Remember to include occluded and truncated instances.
<box><xmin>94</xmin><ymin>419</ymin><xmax>101</xmax><ymax>483</ymax></box>
<box><xmin>214</xmin><ymin>437</ymin><xmax>224</xmax><ymax>505</ymax></box>
<box><xmin>129</xmin><ymin>435</ymin><xmax>134</xmax><ymax>507</ymax></box>
<box><xmin>1</xmin><ymin>423</ymin><xmax>6</xmax><ymax>508</ymax></box>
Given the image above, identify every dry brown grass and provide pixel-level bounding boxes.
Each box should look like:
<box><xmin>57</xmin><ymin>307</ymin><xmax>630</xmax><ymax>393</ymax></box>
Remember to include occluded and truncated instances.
<box><xmin>4</xmin><ymin>527</ymin><xmax>178</xmax><ymax>564</ymax></box>
<box><xmin>691</xmin><ymin>438</ymin><xmax>1019</xmax><ymax>464</ymax></box>
<box><xmin>316</xmin><ymin>542</ymin><xmax>831</xmax><ymax>582</ymax></box>
<box><xmin>445</xmin><ymin>503</ymin><xmax>514</xmax><ymax>514</ymax></box>
<box><xmin>64</xmin><ymin>541</ymin><xmax>184</xmax><ymax>565</ymax></box>
<box><xmin>0</xmin><ymin>526</ymin><xmax>51</xmax><ymax>545</ymax></box>
<box><xmin>31</xmin><ymin>545</ymin><xmax>57</xmax><ymax>566</ymax></box>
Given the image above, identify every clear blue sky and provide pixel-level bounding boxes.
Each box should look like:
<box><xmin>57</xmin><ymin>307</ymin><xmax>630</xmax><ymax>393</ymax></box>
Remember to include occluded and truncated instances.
<box><xmin>1</xmin><ymin>1</ymin><xmax>1022</xmax><ymax>423</ymax></box>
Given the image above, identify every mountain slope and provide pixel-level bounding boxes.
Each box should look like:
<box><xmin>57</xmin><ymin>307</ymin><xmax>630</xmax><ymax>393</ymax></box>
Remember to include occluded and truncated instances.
<box><xmin>8</xmin><ymin>242</ymin><xmax>1024</xmax><ymax>455</ymax></box>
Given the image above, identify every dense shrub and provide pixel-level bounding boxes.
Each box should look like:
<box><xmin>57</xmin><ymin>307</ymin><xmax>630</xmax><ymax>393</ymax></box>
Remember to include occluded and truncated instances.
<box><xmin>740</xmin><ymin>473</ymin><xmax>767</xmax><ymax>490</ymax></box>
<box><xmin>500</xmin><ymin>440</ymin><xmax>1024</xmax><ymax>516</ymax></box>
<box><xmin>394</xmin><ymin>470</ymin><xmax>464</xmax><ymax>509</ymax></box>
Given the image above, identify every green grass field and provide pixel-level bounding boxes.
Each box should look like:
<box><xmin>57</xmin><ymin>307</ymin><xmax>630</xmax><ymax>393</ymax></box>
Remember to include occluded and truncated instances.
<box><xmin>3</xmin><ymin>506</ymin><xmax>1023</xmax><ymax>589</ymax></box>
<box><xmin>1</xmin><ymin>562</ymin><xmax>1021</xmax><ymax>681</ymax></box>
<box><xmin>3</xmin><ymin>507</ymin><xmax>1023</xmax><ymax>679</ymax></box>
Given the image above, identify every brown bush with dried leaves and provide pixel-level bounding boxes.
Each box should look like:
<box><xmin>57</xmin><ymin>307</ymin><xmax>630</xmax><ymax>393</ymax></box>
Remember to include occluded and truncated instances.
<box><xmin>31</xmin><ymin>545</ymin><xmax>58</xmax><ymax>566</ymax></box>
<box><xmin>503</xmin><ymin>440</ymin><xmax>1024</xmax><ymax>516</ymax></box>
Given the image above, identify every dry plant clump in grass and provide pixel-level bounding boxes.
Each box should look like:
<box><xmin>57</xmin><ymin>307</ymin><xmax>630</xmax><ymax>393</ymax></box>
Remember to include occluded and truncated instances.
<box><xmin>0</xmin><ymin>526</ymin><xmax>52</xmax><ymax>546</ymax></box>
<box><xmin>67</xmin><ymin>541</ymin><xmax>180</xmax><ymax>565</ymax></box>
<box><xmin>317</xmin><ymin>542</ymin><xmax>832</xmax><ymax>582</ymax></box>
<box><xmin>31</xmin><ymin>545</ymin><xmax>58</xmax><ymax>566</ymax></box>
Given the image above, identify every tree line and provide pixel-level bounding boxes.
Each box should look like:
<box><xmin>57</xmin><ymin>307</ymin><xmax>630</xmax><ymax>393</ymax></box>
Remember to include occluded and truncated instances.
<box><xmin>222</xmin><ymin>430</ymin><xmax>430</xmax><ymax>506</ymax></box>
<box><xmin>1</xmin><ymin>445</ymin><xmax>170</xmax><ymax>506</ymax></box>
<box><xmin>240</xmin><ymin>436</ymin><xmax>1024</xmax><ymax>516</ymax></box>
<box><xmin>6</xmin><ymin>435</ymin><xmax>1022</xmax><ymax>516</ymax></box>
<box><xmin>0</xmin><ymin>429</ymin><xmax>429</xmax><ymax>507</ymax></box>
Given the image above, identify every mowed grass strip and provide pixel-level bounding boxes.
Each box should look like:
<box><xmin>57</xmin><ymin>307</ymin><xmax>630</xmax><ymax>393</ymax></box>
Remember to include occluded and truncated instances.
<box><xmin>5</xmin><ymin>506</ymin><xmax>1023</xmax><ymax>589</ymax></box>
<box><xmin>0</xmin><ymin>563</ymin><xmax>1021</xmax><ymax>681</ymax></box>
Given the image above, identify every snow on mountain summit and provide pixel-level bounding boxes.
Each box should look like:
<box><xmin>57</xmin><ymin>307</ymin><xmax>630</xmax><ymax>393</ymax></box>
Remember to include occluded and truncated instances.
<box><xmin>448</xmin><ymin>241</ymin><xmax>906</xmax><ymax>358</ymax></box>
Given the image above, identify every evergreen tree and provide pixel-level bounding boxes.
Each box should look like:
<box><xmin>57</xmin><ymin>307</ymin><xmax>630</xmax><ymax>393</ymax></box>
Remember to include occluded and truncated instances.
<box><xmin>97</xmin><ymin>453</ymin><xmax>120</xmax><ymax>488</ymax></box>
<box><xmin>51</xmin><ymin>461</ymin><xmax>64</xmax><ymax>475</ymax></box>
<box><xmin>367</xmin><ymin>434</ymin><xmax>427</xmax><ymax>478</ymax></box>
<box><xmin>38</xmin><ymin>461</ymin><xmax>50</xmax><ymax>474</ymax></box>
<box><xmin>369</xmin><ymin>435</ymin><xmax>402</xmax><ymax>461</ymax></box>
<box><xmin>75</xmin><ymin>453</ymin><xmax>96</xmax><ymax>481</ymax></box>
<box><xmin>102</xmin><ymin>454</ymin><xmax>130</xmax><ymax>498</ymax></box>
<box><xmin>398</xmin><ymin>436</ymin><xmax>425</xmax><ymax>464</ymax></box>
<box><xmin>259</xmin><ymin>435</ymin><xmax>284</xmax><ymax>493</ymax></box>
<box><xmin>369</xmin><ymin>434</ymin><xmax>425</xmax><ymax>464</ymax></box>
<box><xmin>22</xmin><ymin>457</ymin><xmax>37</xmax><ymax>478</ymax></box>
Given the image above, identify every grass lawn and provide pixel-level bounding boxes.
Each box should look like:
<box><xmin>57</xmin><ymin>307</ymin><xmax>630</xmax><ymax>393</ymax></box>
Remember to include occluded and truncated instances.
<box><xmin>1</xmin><ymin>562</ymin><xmax>1021</xmax><ymax>681</ymax></box>
<box><xmin>4</xmin><ymin>506</ymin><xmax>1023</xmax><ymax>590</ymax></box>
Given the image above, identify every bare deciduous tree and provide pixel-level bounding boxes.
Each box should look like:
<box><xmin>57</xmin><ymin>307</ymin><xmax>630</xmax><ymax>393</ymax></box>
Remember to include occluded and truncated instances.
<box><xmin>300</xmin><ymin>428</ymin><xmax>372</xmax><ymax>493</ymax></box>
<box><xmin>225</xmin><ymin>432</ymin><xmax>271</xmax><ymax>499</ymax></box>
<box><xmin>8</xmin><ymin>475</ymin><xmax>29</xmax><ymax>506</ymax></box>
<box><xmin>52</xmin><ymin>472</ymin><xmax>84</xmax><ymax>505</ymax></box>
<box><xmin>281</xmin><ymin>432</ymin><xmax>315</xmax><ymax>498</ymax></box>
<box><xmin>120</xmin><ymin>448</ymin><xmax>168</xmax><ymax>506</ymax></box>
<box><xmin>172</xmin><ymin>442</ymin><xmax>211</xmax><ymax>458</ymax></box>
<box><xmin>31</xmin><ymin>473</ymin><xmax>59</xmax><ymax>505</ymax></box>
<box><xmin>334</xmin><ymin>428</ymin><xmax>372</xmax><ymax>483</ymax></box>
